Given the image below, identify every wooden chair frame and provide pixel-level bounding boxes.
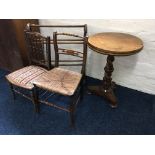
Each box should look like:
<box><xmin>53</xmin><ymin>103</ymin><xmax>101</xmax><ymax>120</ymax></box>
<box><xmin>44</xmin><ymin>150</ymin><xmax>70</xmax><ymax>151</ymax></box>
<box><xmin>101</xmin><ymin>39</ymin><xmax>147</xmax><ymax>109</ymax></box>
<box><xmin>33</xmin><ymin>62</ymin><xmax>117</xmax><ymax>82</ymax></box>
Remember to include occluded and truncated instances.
<box><xmin>33</xmin><ymin>30</ymin><xmax>88</xmax><ymax>126</ymax></box>
<box><xmin>6</xmin><ymin>30</ymin><xmax>51</xmax><ymax>112</ymax></box>
<box><xmin>6</xmin><ymin>23</ymin><xmax>87</xmax><ymax>118</ymax></box>
<box><xmin>27</xmin><ymin>23</ymin><xmax>87</xmax><ymax>66</ymax></box>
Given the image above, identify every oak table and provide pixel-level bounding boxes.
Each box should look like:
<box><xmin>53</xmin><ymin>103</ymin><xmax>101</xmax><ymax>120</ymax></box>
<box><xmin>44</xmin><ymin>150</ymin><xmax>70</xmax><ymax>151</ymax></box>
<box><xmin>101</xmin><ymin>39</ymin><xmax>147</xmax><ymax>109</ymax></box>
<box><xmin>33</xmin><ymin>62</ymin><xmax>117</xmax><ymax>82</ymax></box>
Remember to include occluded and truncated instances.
<box><xmin>87</xmin><ymin>32</ymin><xmax>143</xmax><ymax>108</ymax></box>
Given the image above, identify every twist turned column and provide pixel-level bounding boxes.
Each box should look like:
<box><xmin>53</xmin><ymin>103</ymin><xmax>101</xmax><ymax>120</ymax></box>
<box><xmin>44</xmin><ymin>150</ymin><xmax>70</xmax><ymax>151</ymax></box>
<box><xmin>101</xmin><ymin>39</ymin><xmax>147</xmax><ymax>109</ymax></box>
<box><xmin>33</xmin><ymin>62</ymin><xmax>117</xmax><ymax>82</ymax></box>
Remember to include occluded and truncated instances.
<box><xmin>87</xmin><ymin>32</ymin><xmax>143</xmax><ymax>108</ymax></box>
<box><xmin>100</xmin><ymin>55</ymin><xmax>117</xmax><ymax>107</ymax></box>
<box><xmin>102</xmin><ymin>55</ymin><xmax>114</xmax><ymax>90</ymax></box>
<box><xmin>87</xmin><ymin>55</ymin><xmax>117</xmax><ymax>108</ymax></box>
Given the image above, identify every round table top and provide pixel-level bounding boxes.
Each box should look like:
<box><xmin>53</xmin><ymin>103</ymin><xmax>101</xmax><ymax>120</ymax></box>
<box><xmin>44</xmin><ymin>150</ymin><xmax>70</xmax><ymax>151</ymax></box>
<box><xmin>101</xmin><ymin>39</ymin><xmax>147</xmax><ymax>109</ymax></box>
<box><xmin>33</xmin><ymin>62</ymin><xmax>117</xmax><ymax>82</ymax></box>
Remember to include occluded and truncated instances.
<box><xmin>88</xmin><ymin>32</ymin><xmax>143</xmax><ymax>56</ymax></box>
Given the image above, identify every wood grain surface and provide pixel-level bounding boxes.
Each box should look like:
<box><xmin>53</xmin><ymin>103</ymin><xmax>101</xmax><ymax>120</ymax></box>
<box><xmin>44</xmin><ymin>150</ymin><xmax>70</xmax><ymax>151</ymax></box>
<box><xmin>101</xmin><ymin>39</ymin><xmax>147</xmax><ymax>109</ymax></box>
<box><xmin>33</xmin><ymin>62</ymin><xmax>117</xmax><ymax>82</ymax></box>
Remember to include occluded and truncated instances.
<box><xmin>88</xmin><ymin>32</ymin><xmax>143</xmax><ymax>56</ymax></box>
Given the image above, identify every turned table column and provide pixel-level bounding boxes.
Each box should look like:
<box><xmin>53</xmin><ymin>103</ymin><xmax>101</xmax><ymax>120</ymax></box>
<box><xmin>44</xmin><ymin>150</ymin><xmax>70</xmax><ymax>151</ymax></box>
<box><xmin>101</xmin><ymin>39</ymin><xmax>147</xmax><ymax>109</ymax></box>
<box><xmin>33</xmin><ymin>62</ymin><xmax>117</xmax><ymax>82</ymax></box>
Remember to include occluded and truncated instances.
<box><xmin>87</xmin><ymin>32</ymin><xmax>143</xmax><ymax>108</ymax></box>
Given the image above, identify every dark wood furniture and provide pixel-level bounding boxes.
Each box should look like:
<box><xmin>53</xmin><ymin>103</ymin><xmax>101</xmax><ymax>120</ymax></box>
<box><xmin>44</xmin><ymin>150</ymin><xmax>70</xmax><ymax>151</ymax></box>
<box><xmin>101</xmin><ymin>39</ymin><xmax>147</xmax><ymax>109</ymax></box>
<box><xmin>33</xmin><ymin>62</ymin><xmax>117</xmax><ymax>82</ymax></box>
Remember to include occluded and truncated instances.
<box><xmin>6</xmin><ymin>31</ymin><xmax>52</xmax><ymax>112</ymax></box>
<box><xmin>0</xmin><ymin>19</ymin><xmax>38</xmax><ymax>71</ymax></box>
<box><xmin>32</xmin><ymin>29</ymin><xmax>88</xmax><ymax>127</ymax></box>
<box><xmin>5</xmin><ymin>23</ymin><xmax>87</xmax><ymax>116</ymax></box>
<box><xmin>87</xmin><ymin>32</ymin><xmax>143</xmax><ymax>108</ymax></box>
<box><xmin>27</xmin><ymin>23</ymin><xmax>88</xmax><ymax>67</ymax></box>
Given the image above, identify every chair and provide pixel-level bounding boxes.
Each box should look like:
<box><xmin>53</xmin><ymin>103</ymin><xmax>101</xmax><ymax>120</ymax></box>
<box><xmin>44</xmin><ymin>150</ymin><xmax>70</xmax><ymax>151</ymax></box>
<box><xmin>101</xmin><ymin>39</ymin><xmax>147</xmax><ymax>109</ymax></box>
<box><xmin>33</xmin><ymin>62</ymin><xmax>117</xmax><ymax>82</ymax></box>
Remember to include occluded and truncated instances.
<box><xmin>32</xmin><ymin>31</ymin><xmax>88</xmax><ymax>126</ymax></box>
<box><xmin>5</xmin><ymin>30</ymin><xmax>52</xmax><ymax>112</ymax></box>
<box><xmin>27</xmin><ymin>23</ymin><xmax>88</xmax><ymax>67</ymax></box>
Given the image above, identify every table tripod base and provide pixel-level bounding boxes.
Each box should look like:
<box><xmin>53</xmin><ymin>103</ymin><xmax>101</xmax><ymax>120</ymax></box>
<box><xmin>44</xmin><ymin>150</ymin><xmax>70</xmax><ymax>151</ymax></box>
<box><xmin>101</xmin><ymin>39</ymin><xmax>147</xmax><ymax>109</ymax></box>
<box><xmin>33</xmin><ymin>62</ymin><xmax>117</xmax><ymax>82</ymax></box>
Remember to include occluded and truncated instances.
<box><xmin>88</xmin><ymin>86</ymin><xmax>117</xmax><ymax>108</ymax></box>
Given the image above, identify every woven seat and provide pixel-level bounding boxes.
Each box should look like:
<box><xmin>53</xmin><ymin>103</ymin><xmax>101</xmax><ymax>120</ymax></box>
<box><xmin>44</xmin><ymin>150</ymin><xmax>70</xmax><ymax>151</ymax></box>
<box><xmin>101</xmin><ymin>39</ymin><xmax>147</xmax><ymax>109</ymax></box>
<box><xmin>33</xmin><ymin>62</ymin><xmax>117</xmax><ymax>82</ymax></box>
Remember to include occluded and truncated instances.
<box><xmin>32</xmin><ymin>30</ymin><xmax>88</xmax><ymax>126</ymax></box>
<box><xmin>5</xmin><ymin>28</ymin><xmax>52</xmax><ymax>113</ymax></box>
<box><xmin>33</xmin><ymin>67</ymin><xmax>82</xmax><ymax>96</ymax></box>
<box><xmin>6</xmin><ymin>65</ymin><xmax>47</xmax><ymax>90</ymax></box>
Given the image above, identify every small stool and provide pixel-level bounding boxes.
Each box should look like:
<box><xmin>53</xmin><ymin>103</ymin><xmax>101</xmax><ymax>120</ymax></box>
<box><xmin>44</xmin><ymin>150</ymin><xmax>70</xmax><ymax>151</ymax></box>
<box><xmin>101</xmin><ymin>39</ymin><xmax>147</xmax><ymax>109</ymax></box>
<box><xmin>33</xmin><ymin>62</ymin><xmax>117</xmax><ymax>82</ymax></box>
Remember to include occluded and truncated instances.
<box><xmin>87</xmin><ymin>32</ymin><xmax>143</xmax><ymax>108</ymax></box>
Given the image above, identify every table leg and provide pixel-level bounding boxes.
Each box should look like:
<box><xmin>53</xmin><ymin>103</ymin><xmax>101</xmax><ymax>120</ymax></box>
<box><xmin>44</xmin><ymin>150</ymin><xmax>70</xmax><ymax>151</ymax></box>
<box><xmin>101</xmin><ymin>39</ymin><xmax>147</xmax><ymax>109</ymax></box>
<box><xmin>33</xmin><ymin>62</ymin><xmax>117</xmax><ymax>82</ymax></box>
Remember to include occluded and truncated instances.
<box><xmin>88</xmin><ymin>55</ymin><xmax>117</xmax><ymax>108</ymax></box>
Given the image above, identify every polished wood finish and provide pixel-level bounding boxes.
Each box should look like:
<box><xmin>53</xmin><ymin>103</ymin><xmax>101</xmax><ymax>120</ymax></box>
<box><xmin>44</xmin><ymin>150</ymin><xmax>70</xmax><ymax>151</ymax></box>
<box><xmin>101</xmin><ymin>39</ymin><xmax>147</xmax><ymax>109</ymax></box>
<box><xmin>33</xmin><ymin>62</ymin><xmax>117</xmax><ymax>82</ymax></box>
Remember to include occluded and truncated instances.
<box><xmin>88</xmin><ymin>32</ymin><xmax>143</xmax><ymax>56</ymax></box>
<box><xmin>88</xmin><ymin>32</ymin><xmax>143</xmax><ymax>107</ymax></box>
<box><xmin>0</xmin><ymin>19</ymin><xmax>38</xmax><ymax>71</ymax></box>
<box><xmin>0</xmin><ymin>20</ymin><xmax>23</xmax><ymax>71</ymax></box>
<box><xmin>12</xmin><ymin>20</ymin><xmax>39</xmax><ymax>67</ymax></box>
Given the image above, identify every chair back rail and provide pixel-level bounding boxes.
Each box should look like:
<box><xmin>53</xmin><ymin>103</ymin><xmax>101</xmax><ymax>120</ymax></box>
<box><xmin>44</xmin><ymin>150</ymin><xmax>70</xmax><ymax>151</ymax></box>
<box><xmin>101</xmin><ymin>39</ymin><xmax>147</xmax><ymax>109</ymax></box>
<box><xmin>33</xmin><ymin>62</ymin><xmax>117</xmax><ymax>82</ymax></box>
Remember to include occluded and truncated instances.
<box><xmin>25</xmin><ymin>23</ymin><xmax>88</xmax><ymax>71</ymax></box>
<box><xmin>25</xmin><ymin>23</ymin><xmax>87</xmax><ymax>38</ymax></box>
<box><xmin>24</xmin><ymin>31</ymin><xmax>52</xmax><ymax>70</ymax></box>
<box><xmin>53</xmin><ymin>32</ymin><xmax>88</xmax><ymax>75</ymax></box>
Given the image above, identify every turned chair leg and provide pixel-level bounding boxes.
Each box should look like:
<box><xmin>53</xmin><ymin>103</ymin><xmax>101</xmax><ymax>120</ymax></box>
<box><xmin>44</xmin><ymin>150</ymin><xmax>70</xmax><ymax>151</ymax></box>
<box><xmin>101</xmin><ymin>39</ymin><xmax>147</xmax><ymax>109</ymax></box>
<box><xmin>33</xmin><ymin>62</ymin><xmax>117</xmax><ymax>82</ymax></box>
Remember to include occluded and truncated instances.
<box><xmin>69</xmin><ymin>90</ymin><xmax>81</xmax><ymax>127</ymax></box>
<box><xmin>31</xmin><ymin>85</ymin><xmax>40</xmax><ymax>113</ymax></box>
<box><xmin>69</xmin><ymin>106</ymin><xmax>75</xmax><ymax>127</ymax></box>
<box><xmin>69</xmin><ymin>94</ymin><xmax>78</xmax><ymax>127</ymax></box>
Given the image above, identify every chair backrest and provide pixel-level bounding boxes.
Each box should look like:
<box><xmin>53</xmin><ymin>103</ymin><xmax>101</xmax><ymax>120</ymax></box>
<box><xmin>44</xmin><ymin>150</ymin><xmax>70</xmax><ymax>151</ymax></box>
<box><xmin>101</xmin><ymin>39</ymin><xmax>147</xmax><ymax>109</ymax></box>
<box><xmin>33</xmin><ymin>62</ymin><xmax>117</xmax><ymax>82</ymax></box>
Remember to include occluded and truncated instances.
<box><xmin>24</xmin><ymin>23</ymin><xmax>87</xmax><ymax>71</ymax></box>
<box><xmin>25</xmin><ymin>23</ymin><xmax>87</xmax><ymax>38</ymax></box>
<box><xmin>53</xmin><ymin>32</ymin><xmax>88</xmax><ymax>75</ymax></box>
<box><xmin>24</xmin><ymin>30</ymin><xmax>52</xmax><ymax>70</ymax></box>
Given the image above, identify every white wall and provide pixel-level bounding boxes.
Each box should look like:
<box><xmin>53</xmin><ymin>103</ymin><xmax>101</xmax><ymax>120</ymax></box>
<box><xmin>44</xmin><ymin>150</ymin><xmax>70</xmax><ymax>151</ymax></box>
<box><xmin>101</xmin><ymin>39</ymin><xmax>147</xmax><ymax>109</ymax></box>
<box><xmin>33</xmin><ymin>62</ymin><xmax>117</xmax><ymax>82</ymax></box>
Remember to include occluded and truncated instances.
<box><xmin>39</xmin><ymin>19</ymin><xmax>155</xmax><ymax>95</ymax></box>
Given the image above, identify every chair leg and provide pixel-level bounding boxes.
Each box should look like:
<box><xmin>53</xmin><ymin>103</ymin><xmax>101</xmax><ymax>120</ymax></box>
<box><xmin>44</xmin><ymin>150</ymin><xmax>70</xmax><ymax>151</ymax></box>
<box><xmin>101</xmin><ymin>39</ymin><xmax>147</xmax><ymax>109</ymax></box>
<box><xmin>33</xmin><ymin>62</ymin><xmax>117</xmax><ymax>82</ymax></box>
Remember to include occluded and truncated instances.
<box><xmin>31</xmin><ymin>85</ymin><xmax>40</xmax><ymax>113</ymax></box>
<box><xmin>69</xmin><ymin>91</ymin><xmax>80</xmax><ymax>127</ymax></box>
<box><xmin>69</xmin><ymin>104</ymin><xmax>75</xmax><ymax>127</ymax></box>
<box><xmin>8</xmin><ymin>82</ymin><xmax>16</xmax><ymax>101</ymax></box>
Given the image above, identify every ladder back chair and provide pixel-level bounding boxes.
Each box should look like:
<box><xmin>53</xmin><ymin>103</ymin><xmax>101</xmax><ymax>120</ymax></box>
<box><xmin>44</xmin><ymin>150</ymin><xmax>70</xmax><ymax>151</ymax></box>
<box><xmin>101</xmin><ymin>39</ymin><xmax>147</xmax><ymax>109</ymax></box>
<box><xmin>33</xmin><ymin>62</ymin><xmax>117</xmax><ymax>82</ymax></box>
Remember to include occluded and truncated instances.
<box><xmin>6</xmin><ymin>30</ymin><xmax>52</xmax><ymax>112</ymax></box>
<box><xmin>27</xmin><ymin>23</ymin><xmax>87</xmax><ymax>67</ymax></box>
<box><xmin>32</xmin><ymin>30</ymin><xmax>88</xmax><ymax>126</ymax></box>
